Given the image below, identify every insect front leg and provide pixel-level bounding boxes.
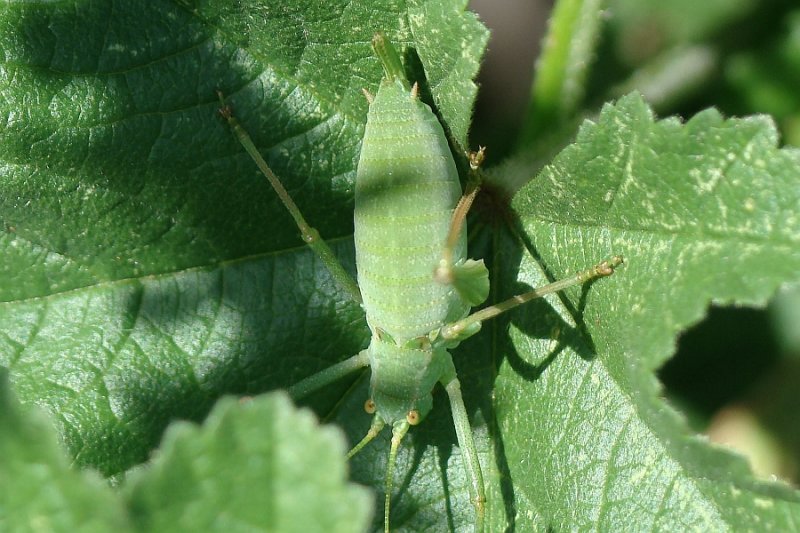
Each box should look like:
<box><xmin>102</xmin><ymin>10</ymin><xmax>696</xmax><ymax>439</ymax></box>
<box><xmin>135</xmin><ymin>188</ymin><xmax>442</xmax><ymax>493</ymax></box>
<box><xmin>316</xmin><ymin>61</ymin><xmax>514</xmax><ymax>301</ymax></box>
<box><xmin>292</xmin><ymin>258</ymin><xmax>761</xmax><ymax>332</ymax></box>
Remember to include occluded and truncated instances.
<box><xmin>433</xmin><ymin>147</ymin><xmax>491</xmax><ymax>308</ymax></box>
<box><xmin>217</xmin><ymin>91</ymin><xmax>362</xmax><ymax>304</ymax></box>
<box><xmin>287</xmin><ymin>349</ymin><xmax>370</xmax><ymax>400</ymax></box>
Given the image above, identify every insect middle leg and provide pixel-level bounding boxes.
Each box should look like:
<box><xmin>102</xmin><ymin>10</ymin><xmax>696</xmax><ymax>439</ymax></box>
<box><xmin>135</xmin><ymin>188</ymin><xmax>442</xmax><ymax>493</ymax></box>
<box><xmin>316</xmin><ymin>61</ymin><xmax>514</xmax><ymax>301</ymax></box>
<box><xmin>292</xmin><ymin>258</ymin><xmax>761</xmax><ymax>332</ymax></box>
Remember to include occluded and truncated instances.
<box><xmin>442</xmin><ymin>256</ymin><xmax>623</xmax><ymax>342</ymax></box>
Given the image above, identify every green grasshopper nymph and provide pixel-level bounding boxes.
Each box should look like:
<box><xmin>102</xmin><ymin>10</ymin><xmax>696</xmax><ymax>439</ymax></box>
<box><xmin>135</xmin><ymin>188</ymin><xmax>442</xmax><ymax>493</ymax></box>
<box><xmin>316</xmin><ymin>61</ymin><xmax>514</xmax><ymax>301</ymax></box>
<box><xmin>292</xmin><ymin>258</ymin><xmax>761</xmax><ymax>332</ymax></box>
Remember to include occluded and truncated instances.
<box><xmin>218</xmin><ymin>33</ymin><xmax>621</xmax><ymax>533</ymax></box>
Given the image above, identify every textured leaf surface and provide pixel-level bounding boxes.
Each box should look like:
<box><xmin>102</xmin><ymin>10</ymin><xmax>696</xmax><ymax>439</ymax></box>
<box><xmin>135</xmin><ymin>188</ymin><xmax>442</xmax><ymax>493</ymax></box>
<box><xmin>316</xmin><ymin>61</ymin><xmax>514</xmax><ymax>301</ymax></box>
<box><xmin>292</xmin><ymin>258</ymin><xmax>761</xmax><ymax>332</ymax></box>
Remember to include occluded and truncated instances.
<box><xmin>0</xmin><ymin>370</ymin><xmax>370</xmax><ymax>532</ymax></box>
<box><xmin>0</xmin><ymin>0</ymin><xmax>486</xmax><ymax>476</ymax></box>
<box><xmin>0</xmin><ymin>370</ymin><xmax>131</xmax><ymax>532</ymax></box>
<box><xmin>498</xmin><ymin>94</ymin><xmax>800</xmax><ymax>530</ymax></box>
<box><xmin>127</xmin><ymin>393</ymin><xmax>371</xmax><ymax>532</ymax></box>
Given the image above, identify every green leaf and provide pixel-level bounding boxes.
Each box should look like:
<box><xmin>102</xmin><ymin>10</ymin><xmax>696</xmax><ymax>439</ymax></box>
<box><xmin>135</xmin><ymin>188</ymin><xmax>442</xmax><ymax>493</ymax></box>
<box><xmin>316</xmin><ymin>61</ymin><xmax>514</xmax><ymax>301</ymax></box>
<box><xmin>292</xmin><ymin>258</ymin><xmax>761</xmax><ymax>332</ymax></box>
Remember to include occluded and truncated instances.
<box><xmin>126</xmin><ymin>392</ymin><xmax>371</xmax><ymax>532</ymax></box>
<box><xmin>0</xmin><ymin>0</ymin><xmax>486</xmax><ymax>476</ymax></box>
<box><xmin>405</xmin><ymin>0</ymin><xmax>488</xmax><ymax>148</ymax></box>
<box><xmin>498</xmin><ymin>93</ymin><xmax>800</xmax><ymax>529</ymax></box>
<box><xmin>1</xmin><ymin>371</ymin><xmax>370</xmax><ymax>532</ymax></box>
<box><xmin>516</xmin><ymin>94</ymin><xmax>800</xmax><ymax>363</ymax></box>
<box><xmin>0</xmin><ymin>369</ymin><xmax>132</xmax><ymax>532</ymax></box>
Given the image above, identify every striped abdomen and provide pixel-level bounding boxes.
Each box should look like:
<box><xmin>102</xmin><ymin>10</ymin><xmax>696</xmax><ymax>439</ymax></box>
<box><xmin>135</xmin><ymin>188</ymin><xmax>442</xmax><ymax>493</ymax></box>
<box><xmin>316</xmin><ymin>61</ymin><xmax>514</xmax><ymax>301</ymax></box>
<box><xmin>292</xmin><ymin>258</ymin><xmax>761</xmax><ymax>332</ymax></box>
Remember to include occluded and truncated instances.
<box><xmin>354</xmin><ymin>78</ymin><xmax>469</xmax><ymax>342</ymax></box>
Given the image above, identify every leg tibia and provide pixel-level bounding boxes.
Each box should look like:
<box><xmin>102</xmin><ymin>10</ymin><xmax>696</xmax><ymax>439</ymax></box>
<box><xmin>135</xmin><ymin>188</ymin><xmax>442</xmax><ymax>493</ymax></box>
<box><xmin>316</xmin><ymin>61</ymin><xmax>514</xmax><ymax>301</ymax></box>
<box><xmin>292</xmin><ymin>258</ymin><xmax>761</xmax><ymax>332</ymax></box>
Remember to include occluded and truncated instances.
<box><xmin>442</xmin><ymin>255</ymin><xmax>623</xmax><ymax>341</ymax></box>
<box><xmin>287</xmin><ymin>350</ymin><xmax>370</xmax><ymax>400</ymax></box>
<box><xmin>217</xmin><ymin>92</ymin><xmax>362</xmax><ymax>304</ymax></box>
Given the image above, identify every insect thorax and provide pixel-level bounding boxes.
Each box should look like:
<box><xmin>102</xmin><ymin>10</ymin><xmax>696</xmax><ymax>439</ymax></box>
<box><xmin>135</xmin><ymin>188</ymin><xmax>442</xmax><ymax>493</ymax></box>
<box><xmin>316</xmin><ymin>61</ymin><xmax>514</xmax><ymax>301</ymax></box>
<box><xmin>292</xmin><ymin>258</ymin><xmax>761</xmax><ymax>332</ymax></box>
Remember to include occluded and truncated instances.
<box><xmin>354</xmin><ymin>78</ymin><xmax>470</xmax><ymax>343</ymax></box>
<box><xmin>367</xmin><ymin>335</ymin><xmax>454</xmax><ymax>426</ymax></box>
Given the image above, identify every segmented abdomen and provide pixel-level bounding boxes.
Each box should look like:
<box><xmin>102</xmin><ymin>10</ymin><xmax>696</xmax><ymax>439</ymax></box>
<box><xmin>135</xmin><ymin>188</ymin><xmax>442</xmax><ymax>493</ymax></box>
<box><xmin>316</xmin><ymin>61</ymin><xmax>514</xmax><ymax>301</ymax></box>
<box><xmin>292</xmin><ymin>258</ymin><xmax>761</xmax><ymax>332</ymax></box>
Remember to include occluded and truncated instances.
<box><xmin>354</xmin><ymin>79</ymin><xmax>469</xmax><ymax>342</ymax></box>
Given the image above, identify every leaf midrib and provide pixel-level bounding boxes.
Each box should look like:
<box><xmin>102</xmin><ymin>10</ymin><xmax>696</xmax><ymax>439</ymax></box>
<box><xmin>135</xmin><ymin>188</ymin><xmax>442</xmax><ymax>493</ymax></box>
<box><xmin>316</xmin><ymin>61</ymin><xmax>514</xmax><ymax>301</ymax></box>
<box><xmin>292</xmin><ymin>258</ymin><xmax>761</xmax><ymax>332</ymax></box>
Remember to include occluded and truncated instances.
<box><xmin>0</xmin><ymin>234</ymin><xmax>355</xmax><ymax>306</ymax></box>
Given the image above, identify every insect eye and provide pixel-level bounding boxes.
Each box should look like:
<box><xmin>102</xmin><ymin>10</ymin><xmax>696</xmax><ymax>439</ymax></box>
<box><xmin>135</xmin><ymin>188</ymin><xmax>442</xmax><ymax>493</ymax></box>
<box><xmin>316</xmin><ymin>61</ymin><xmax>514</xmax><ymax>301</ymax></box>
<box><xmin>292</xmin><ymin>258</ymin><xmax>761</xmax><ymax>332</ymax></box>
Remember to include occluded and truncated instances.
<box><xmin>406</xmin><ymin>410</ymin><xmax>421</xmax><ymax>425</ymax></box>
<box><xmin>364</xmin><ymin>399</ymin><xmax>377</xmax><ymax>414</ymax></box>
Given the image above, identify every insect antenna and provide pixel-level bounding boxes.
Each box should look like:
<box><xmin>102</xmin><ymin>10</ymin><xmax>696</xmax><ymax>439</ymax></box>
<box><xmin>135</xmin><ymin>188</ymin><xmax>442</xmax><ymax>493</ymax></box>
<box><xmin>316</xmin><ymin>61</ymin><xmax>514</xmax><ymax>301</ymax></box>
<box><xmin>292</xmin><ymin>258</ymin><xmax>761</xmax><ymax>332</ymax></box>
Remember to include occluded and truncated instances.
<box><xmin>346</xmin><ymin>415</ymin><xmax>385</xmax><ymax>459</ymax></box>
<box><xmin>384</xmin><ymin>422</ymin><xmax>411</xmax><ymax>533</ymax></box>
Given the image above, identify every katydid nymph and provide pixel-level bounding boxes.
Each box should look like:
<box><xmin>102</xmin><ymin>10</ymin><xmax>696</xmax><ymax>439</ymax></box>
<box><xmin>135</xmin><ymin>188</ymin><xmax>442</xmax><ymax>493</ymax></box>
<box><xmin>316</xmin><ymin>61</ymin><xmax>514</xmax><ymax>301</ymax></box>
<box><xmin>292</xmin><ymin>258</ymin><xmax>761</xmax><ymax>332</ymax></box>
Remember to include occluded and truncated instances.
<box><xmin>218</xmin><ymin>33</ymin><xmax>622</xmax><ymax>533</ymax></box>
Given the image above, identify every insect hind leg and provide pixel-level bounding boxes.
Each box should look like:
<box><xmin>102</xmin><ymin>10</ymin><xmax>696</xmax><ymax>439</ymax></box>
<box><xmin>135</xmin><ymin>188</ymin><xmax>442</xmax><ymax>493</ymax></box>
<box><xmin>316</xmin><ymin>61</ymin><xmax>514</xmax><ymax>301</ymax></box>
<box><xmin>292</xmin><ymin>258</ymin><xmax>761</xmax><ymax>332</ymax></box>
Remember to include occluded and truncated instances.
<box><xmin>217</xmin><ymin>91</ymin><xmax>362</xmax><ymax>304</ymax></box>
<box><xmin>433</xmin><ymin>148</ymin><xmax>491</xmax><ymax>309</ymax></box>
<box><xmin>440</xmin><ymin>364</ymin><xmax>485</xmax><ymax>533</ymax></box>
<box><xmin>287</xmin><ymin>350</ymin><xmax>370</xmax><ymax>400</ymax></box>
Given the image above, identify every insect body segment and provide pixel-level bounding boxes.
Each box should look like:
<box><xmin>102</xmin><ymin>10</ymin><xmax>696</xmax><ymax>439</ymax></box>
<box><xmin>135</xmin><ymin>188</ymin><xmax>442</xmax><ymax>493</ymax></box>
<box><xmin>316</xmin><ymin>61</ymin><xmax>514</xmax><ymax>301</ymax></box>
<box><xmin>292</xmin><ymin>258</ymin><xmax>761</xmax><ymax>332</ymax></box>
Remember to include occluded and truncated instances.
<box><xmin>367</xmin><ymin>336</ymin><xmax>448</xmax><ymax>427</ymax></box>
<box><xmin>352</xmin><ymin>64</ymin><xmax>488</xmax><ymax>530</ymax></box>
<box><xmin>355</xmin><ymin>74</ymin><xmax>474</xmax><ymax>342</ymax></box>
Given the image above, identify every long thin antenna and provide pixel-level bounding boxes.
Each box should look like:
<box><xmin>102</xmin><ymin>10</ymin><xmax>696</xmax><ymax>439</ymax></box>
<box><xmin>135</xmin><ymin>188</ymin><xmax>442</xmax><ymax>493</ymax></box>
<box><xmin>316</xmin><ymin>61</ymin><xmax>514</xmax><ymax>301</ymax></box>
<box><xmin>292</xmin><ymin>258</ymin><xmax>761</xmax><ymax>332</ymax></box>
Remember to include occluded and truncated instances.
<box><xmin>384</xmin><ymin>422</ymin><xmax>410</xmax><ymax>533</ymax></box>
<box><xmin>347</xmin><ymin>416</ymin><xmax>385</xmax><ymax>459</ymax></box>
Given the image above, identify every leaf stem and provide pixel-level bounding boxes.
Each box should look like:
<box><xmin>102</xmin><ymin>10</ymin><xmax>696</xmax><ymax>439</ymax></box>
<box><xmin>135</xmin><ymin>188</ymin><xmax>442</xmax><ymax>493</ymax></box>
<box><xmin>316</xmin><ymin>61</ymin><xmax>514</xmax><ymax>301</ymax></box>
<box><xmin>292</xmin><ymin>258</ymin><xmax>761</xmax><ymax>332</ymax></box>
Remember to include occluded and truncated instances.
<box><xmin>519</xmin><ymin>0</ymin><xmax>604</xmax><ymax>147</ymax></box>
